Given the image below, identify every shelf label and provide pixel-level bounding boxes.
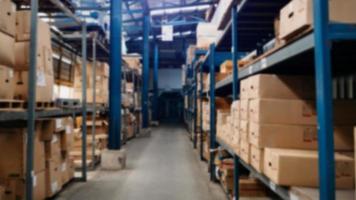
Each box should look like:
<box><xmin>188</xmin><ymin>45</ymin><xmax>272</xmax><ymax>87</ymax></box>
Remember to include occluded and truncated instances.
<box><xmin>261</xmin><ymin>58</ymin><xmax>267</xmax><ymax>69</ymax></box>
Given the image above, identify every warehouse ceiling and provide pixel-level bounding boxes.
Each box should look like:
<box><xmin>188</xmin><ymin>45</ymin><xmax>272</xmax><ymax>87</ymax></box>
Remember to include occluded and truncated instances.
<box><xmin>18</xmin><ymin>0</ymin><xmax>217</xmax><ymax>68</ymax></box>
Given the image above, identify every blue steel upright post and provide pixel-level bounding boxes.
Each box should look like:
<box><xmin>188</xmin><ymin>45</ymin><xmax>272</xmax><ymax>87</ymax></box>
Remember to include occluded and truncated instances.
<box><xmin>153</xmin><ymin>42</ymin><xmax>159</xmax><ymax>122</ymax></box>
<box><xmin>209</xmin><ymin>44</ymin><xmax>217</xmax><ymax>181</ymax></box>
<box><xmin>313</xmin><ymin>0</ymin><xmax>335</xmax><ymax>199</ymax></box>
<box><xmin>26</xmin><ymin>0</ymin><xmax>38</xmax><ymax>199</ymax></box>
<box><xmin>231</xmin><ymin>5</ymin><xmax>240</xmax><ymax>200</ymax></box>
<box><xmin>199</xmin><ymin>64</ymin><xmax>204</xmax><ymax>160</ymax></box>
<box><xmin>193</xmin><ymin>60</ymin><xmax>197</xmax><ymax>149</ymax></box>
<box><xmin>142</xmin><ymin>13</ymin><xmax>150</xmax><ymax>128</ymax></box>
<box><xmin>81</xmin><ymin>23</ymin><xmax>88</xmax><ymax>181</ymax></box>
<box><xmin>108</xmin><ymin>0</ymin><xmax>122</xmax><ymax>149</ymax></box>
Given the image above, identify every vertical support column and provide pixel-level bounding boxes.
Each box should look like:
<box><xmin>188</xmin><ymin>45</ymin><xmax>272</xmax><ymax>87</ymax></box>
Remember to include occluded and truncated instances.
<box><xmin>25</xmin><ymin>0</ymin><xmax>38</xmax><ymax>199</ymax></box>
<box><xmin>209</xmin><ymin>44</ymin><xmax>217</xmax><ymax>181</ymax></box>
<box><xmin>199</xmin><ymin>64</ymin><xmax>204</xmax><ymax>160</ymax></box>
<box><xmin>142</xmin><ymin>14</ymin><xmax>150</xmax><ymax>128</ymax></box>
<box><xmin>108</xmin><ymin>0</ymin><xmax>122</xmax><ymax>149</ymax></box>
<box><xmin>81</xmin><ymin>23</ymin><xmax>88</xmax><ymax>181</ymax></box>
<box><xmin>313</xmin><ymin>0</ymin><xmax>335</xmax><ymax>199</ymax></box>
<box><xmin>193</xmin><ymin>61</ymin><xmax>197</xmax><ymax>149</ymax></box>
<box><xmin>153</xmin><ymin>42</ymin><xmax>159</xmax><ymax>122</ymax></box>
<box><xmin>231</xmin><ymin>6</ymin><xmax>240</xmax><ymax>200</ymax></box>
<box><xmin>91</xmin><ymin>36</ymin><xmax>97</xmax><ymax>169</ymax></box>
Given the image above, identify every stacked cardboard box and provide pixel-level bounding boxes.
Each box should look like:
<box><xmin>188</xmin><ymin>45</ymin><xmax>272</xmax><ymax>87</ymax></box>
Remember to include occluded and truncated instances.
<box><xmin>230</xmin><ymin>101</ymin><xmax>240</xmax><ymax>153</ymax></box>
<box><xmin>0</xmin><ymin>118</ymin><xmax>74</xmax><ymax>200</ymax></box>
<box><xmin>70</xmin><ymin>115</ymin><xmax>108</xmax><ymax>168</ymax></box>
<box><xmin>239</xmin><ymin>74</ymin><xmax>355</xmax><ymax>188</ymax></box>
<box><xmin>73</xmin><ymin>61</ymin><xmax>109</xmax><ymax>104</ymax></box>
<box><xmin>0</xmin><ymin>122</ymin><xmax>46</xmax><ymax>200</ymax></box>
<box><xmin>123</xmin><ymin>112</ymin><xmax>137</xmax><ymax>139</ymax></box>
<box><xmin>14</xmin><ymin>11</ymin><xmax>54</xmax><ymax>102</ymax></box>
<box><xmin>42</xmin><ymin>118</ymin><xmax>75</xmax><ymax>197</ymax></box>
<box><xmin>196</xmin><ymin>23</ymin><xmax>222</xmax><ymax>49</ymax></box>
<box><xmin>279</xmin><ymin>0</ymin><xmax>356</xmax><ymax>40</ymax></box>
<box><xmin>0</xmin><ymin>0</ymin><xmax>16</xmax><ymax>100</ymax></box>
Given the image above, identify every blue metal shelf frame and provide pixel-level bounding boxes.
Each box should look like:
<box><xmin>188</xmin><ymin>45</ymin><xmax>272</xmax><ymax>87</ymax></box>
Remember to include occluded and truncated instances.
<box><xmin>153</xmin><ymin>42</ymin><xmax>159</xmax><ymax>122</ymax></box>
<box><xmin>108</xmin><ymin>0</ymin><xmax>122</xmax><ymax>150</ymax></box>
<box><xmin>209</xmin><ymin>43</ymin><xmax>218</xmax><ymax>182</ymax></box>
<box><xmin>142</xmin><ymin>13</ymin><xmax>150</xmax><ymax>128</ymax></box>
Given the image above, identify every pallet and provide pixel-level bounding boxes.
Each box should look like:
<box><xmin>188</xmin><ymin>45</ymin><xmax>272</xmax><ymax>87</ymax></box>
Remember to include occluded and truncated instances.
<box><xmin>0</xmin><ymin>100</ymin><xmax>25</xmax><ymax>111</ymax></box>
<box><xmin>0</xmin><ymin>100</ymin><xmax>55</xmax><ymax>111</ymax></box>
<box><xmin>56</xmin><ymin>98</ymin><xmax>80</xmax><ymax>108</ymax></box>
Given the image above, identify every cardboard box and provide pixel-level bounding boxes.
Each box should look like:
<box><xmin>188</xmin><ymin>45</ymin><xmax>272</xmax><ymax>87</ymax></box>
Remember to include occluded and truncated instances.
<box><xmin>16</xmin><ymin>11</ymin><xmax>51</xmax><ymax>44</ymax></box>
<box><xmin>0</xmin><ymin>65</ymin><xmax>15</xmax><ymax>99</ymax></box>
<box><xmin>14</xmin><ymin>70</ymin><xmax>54</xmax><ymax>102</ymax></box>
<box><xmin>240</xmin><ymin>140</ymin><xmax>250</xmax><ymax>164</ymax></box>
<box><xmin>45</xmin><ymin>160</ymin><xmax>62</xmax><ymax>197</ymax></box>
<box><xmin>279</xmin><ymin>0</ymin><xmax>356</xmax><ymax>39</ymax></box>
<box><xmin>14</xmin><ymin>40</ymin><xmax>53</xmax><ymax>74</ymax></box>
<box><xmin>249</xmin><ymin>99</ymin><xmax>317</xmax><ymax>125</ymax></box>
<box><xmin>240</xmin><ymin>99</ymin><xmax>249</xmax><ymax>120</ymax></box>
<box><xmin>60</xmin><ymin>157</ymin><xmax>74</xmax><ymax>185</ymax></box>
<box><xmin>0</xmin><ymin>125</ymin><xmax>45</xmax><ymax>178</ymax></box>
<box><xmin>239</xmin><ymin>120</ymin><xmax>249</xmax><ymax>141</ymax></box>
<box><xmin>264</xmin><ymin>148</ymin><xmax>354</xmax><ymax>188</ymax></box>
<box><xmin>250</xmin><ymin>145</ymin><xmax>264</xmax><ymax>173</ymax></box>
<box><xmin>247</xmin><ymin>74</ymin><xmax>315</xmax><ymax>100</ymax></box>
<box><xmin>0</xmin><ymin>0</ymin><xmax>16</xmax><ymax>37</ymax></box>
<box><xmin>60</xmin><ymin>118</ymin><xmax>74</xmax><ymax>152</ymax></box>
<box><xmin>249</xmin><ymin>123</ymin><xmax>354</xmax><ymax>150</ymax></box>
<box><xmin>196</xmin><ymin>23</ymin><xmax>222</xmax><ymax>49</ymax></box>
<box><xmin>0</xmin><ymin>31</ymin><xmax>15</xmax><ymax>67</ymax></box>
<box><xmin>45</xmin><ymin>134</ymin><xmax>61</xmax><ymax>164</ymax></box>
<box><xmin>240</xmin><ymin>78</ymin><xmax>249</xmax><ymax>100</ymax></box>
<box><xmin>2</xmin><ymin>170</ymin><xmax>46</xmax><ymax>200</ymax></box>
<box><xmin>220</xmin><ymin>60</ymin><xmax>233</xmax><ymax>74</ymax></box>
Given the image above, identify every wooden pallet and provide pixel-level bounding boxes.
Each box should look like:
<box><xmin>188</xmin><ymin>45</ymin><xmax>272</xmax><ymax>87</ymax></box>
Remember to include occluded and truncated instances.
<box><xmin>0</xmin><ymin>100</ymin><xmax>25</xmax><ymax>111</ymax></box>
<box><xmin>0</xmin><ymin>100</ymin><xmax>56</xmax><ymax>111</ymax></box>
<box><xmin>56</xmin><ymin>98</ymin><xmax>80</xmax><ymax>108</ymax></box>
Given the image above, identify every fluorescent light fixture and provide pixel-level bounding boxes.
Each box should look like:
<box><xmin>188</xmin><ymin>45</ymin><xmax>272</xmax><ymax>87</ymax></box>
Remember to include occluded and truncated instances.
<box><xmin>150</xmin><ymin>5</ymin><xmax>210</xmax><ymax>16</ymax></box>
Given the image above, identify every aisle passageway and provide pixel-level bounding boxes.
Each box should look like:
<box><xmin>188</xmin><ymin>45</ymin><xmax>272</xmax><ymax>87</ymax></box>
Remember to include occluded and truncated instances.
<box><xmin>56</xmin><ymin>125</ymin><xmax>225</xmax><ymax>200</ymax></box>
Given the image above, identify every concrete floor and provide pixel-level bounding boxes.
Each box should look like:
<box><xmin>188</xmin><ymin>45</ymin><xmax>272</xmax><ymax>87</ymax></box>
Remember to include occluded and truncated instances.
<box><xmin>56</xmin><ymin>124</ymin><xmax>227</xmax><ymax>200</ymax></box>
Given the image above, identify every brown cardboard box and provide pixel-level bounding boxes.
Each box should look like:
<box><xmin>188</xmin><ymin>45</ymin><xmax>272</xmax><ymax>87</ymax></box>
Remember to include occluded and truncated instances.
<box><xmin>0</xmin><ymin>65</ymin><xmax>15</xmax><ymax>99</ymax></box>
<box><xmin>239</xmin><ymin>120</ymin><xmax>248</xmax><ymax>141</ymax></box>
<box><xmin>3</xmin><ymin>170</ymin><xmax>46</xmax><ymax>200</ymax></box>
<box><xmin>196</xmin><ymin>23</ymin><xmax>222</xmax><ymax>49</ymax></box>
<box><xmin>264</xmin><ymin>148</ymin><xmax>354</xmax><ymax>188</ymax></box>
<box><xmin>60</xmin><ymin>157</ymin><xmax>74</xmax><ymax>185</ymax></box>
<box><xmin>16</xmin><ymin>11</ymin><xmax>51</xmax><ymax>44</ymax></box>
<box><xmin>14</xmin><ymin>40</ymin><xmax>53</xmax><ymax>74</ymax></box>
<box><xmin>249</xmin><ymin>123</ymin><xmax>354</xmax><ymax>150</ymax></box>
<box><xmin>0</xmin><ymin>185</ymin><xmax>4</xmax><ymax>200</ymax></box>
<box><xmin>249</xmin><ymin>99</ymin><xmax>317</xmax><ymax>125</ymax></box>
<box><xmin>0</xmin><ymin>31</ymin><xmax>15</xmax><ymax>67</ymax></box>
<box><xmin>0</xmin><ymin>125</ymin><xmax>45</xmax><ymax>178</ymax></box>
<box><xmin>45</xmin><ymin>160</ymin><xmax>62</xmax><ymax>197</ymax></box>
<box><xmin>240</xmin><ymin>78</ymin><xmax>249</xmax><ymax>100</ymax></box>
<box><xmin>220</xmin><ymin>60</ymin><xmax>233</xmax><ymax>74</ymax></box>
<box><xmin>45</xmin><ymin>134</ymin><xmax>61</xmax><ymax>164</ymax></box>
<box><xmin>240</xmin><ymin>99</ymin><xmax>249</xmax><ymax>120</ymax></box>
<box><xmin>0</xmin><ymin>0</ymin><xmax>16</xmax><ymax>37</ymax></box>
<box><xmin>247</xmin><ymin>74</ymin><xmax>315</xmax><ymax>100</ymax></box>
<box><xmin>40</xmin><ymin>119</ymin><xmax>56</xmax><ymax>141</ymax></box>
<box><xmin>250</xmin><ymin>145</ymin><xmax>264</xmax><ymax>173</ymax></box>
<box><xmin>60</xmin><ymin>118</ymin><xmax>74</xmax><ymax>152</ymax></box>
<box><xmin>279</xmin><ymin>0</ymin><xmax>356</xmax><ymax>39</ymax></box>
<box><xmin>14</xmin><ymin>70</ymin><xmax>54</xmax><ymax>102</ymax></box>
<box><xmin>240</xmin><ymin>140</ymin><xmax>250</xmax><ymax>164</ymax></box>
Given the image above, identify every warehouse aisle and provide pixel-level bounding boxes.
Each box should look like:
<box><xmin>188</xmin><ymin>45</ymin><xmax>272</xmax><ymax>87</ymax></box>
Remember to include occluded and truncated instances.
<box><xmin>56</xmin><ymin>125</ymin><xmax>225</xmax><ymax>200</ymax></box>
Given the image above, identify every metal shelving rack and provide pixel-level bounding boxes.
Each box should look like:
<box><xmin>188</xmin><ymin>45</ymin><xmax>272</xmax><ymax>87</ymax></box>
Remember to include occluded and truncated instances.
<box><xmin>189</xmin><ymin>0</ymin><xmax>356</xmax><ymax>199</ymax></box>
<box><xmin>1</xmin><ymin>1</ymin><xmax>109</xmax><ymax>199</ymax></box>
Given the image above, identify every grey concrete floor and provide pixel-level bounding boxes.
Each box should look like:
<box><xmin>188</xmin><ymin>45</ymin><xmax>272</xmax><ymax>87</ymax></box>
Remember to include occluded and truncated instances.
<box><xmin>56</xmin><ymin>124</ymin><xmax>227</xmax><ymax>200</ymax></box>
